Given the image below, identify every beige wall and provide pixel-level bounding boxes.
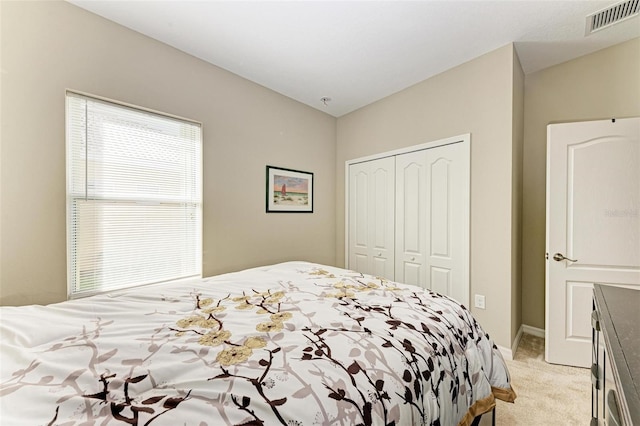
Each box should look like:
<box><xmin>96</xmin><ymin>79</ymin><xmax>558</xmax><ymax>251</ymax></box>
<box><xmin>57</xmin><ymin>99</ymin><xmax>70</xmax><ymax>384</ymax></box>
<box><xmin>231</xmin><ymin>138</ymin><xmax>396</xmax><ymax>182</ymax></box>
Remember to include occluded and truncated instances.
<box><xmin>0</xmin><ymin>1</ymin><xmax>336</xmax><ymax>306</ymax></box>
<box><xmin>336</xmin><ymin>44</ymin><xmax>523</xmax><ymax>349</ymax></box>
<box><xmin>522</xmin><ymin>38</ymin><xmax>640</xmax><ymax>329</ymax></box>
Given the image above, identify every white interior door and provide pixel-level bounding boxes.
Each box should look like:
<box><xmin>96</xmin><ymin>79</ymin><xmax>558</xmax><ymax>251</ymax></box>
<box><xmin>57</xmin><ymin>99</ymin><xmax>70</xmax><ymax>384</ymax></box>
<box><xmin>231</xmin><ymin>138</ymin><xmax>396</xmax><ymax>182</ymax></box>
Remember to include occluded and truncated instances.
<box><xmin>395</xmin><ymin>149</ymin><xmax>428</xmax><ymax>286</ymax></box>
<box><xmin>396</xmin><ymin>142</ymin><xmax>469</xmax><ymax>306</ymax></box>
<box><xmin>348</xmin><ymin>157</ymin><xmax>395</xmax><ymax>279</ymax></box>
<box><xmin>546</xmin><ymin>117</ymin><xmax>640</xmax><ymax>367</ymax></box>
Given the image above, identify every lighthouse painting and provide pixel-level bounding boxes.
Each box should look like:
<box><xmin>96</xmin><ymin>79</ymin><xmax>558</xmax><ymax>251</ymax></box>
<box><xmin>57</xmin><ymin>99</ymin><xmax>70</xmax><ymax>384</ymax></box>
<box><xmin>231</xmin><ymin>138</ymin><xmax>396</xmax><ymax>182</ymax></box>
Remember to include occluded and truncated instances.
<box><xmin>266</xmin><ymin>166</ymin><xmax>314</xmax><ymax>213</ymax></box>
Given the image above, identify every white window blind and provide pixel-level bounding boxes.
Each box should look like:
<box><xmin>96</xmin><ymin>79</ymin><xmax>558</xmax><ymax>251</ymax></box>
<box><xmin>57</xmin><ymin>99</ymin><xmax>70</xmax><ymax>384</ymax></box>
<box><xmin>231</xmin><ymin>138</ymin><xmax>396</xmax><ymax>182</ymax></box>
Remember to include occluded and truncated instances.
<box><xmin>66</xmin><ymin>92</ymin><xmax>202</xmax><ymax>298</ymax></box>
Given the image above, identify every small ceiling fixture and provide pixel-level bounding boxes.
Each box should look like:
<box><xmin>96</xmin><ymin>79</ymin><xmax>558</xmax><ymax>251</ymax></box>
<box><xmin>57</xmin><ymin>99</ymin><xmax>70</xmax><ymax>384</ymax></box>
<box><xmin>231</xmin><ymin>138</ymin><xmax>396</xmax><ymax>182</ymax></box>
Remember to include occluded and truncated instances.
<box><xmin>320</xmin><ymin>97</ymin><xmax>331</xmax><ymax>106</ymax></box>
<box><xmin>585</xmin><ymin>0</ymin><xmax>639</xmax><ymax>35</ymax></box>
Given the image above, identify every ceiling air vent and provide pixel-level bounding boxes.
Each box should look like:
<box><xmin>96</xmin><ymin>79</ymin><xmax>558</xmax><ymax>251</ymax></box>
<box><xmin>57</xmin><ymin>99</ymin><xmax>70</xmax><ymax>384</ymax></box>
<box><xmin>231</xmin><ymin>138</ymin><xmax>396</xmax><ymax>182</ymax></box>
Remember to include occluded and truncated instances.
<box><xmin>585</xmin><ymin>0</ymin><xmax>639</xmax><ymax>35</ymax></box>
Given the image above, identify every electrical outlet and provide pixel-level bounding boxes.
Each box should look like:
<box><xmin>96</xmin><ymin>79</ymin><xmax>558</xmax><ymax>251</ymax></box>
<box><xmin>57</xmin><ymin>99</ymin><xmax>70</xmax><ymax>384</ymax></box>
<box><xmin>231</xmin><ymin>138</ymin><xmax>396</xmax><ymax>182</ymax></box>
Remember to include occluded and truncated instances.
<box><xmin>474</xmin><ymin>294</ymin><xmax>486</xmax><ymax>309</ymax></box>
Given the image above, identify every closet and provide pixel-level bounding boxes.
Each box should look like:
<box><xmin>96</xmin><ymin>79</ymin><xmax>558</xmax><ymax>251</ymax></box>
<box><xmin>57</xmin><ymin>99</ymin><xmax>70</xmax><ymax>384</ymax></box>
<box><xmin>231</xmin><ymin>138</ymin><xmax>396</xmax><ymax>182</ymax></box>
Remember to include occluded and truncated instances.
<box><xmin>346</xmin><ymin>135</ymin><xmax>470</xmax><ymax>306</ymax></box>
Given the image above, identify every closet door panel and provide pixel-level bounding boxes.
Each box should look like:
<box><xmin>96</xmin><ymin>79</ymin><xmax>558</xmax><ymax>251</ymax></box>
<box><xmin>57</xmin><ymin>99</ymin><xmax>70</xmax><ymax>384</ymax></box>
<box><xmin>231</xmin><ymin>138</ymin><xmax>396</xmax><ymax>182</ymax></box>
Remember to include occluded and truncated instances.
<box><xmin>430</xmin><ymin>266</ymin><xmax>451</xmax><ymax>296</ymax></box>
<box><xmin>401</xmin><ymin>163</ymin><xmax>421</xmax><ymax>253</ymax></box>
<box><xmin>370</xmin><ymin>157</ymin><xmax>395</xmax><ymax>280</ymax></box>
<box><xmin>426</xmin><ymin>154</ymin><xmax>454</xmax><ymax>294</ymax></box>
<box><xmin>353</xmin><ymin>254</ymin><xmax>369</xmax><ymax>275</ymax></box>
<box><xmin>348</xmin><ymin>157</ymin><xmax>395</xmax><ymax>280</ymax></box>
<box><xmin>429</xmin><ymin>158</ymin><xmax>451</xmax><ymax>258</ymax></box>
<box><xmin>371</xmin><ymin>160</ymin><xmax>395</xmax><ymax>280</ymax></box>
<box><xmin>349</xmin><ymin>164</ymin><xmax>371</xmax><ymax>274</ymax></box>
<box><xmin>403</xmin><ymin>263</ymin><xmax>422</xmax><ymax>287</ymax></box>
<box><xmin>425</xmin><ymin>142</ymin><xmax>469</xmax><ymax>306</ymax></box>
<box><xmin>395</xmin><ymin>151</ymin><xmax>428</xmax><ymax>287</ymax></box>
<box><xmin>372</xmin><ymin>257</ymin><xmax>390</xmax><ymax>278</ymax></box>
<box><xmin>354</xmin><ymin>171</ymin><xmax>369</xmax><ymax>248</ymax></box>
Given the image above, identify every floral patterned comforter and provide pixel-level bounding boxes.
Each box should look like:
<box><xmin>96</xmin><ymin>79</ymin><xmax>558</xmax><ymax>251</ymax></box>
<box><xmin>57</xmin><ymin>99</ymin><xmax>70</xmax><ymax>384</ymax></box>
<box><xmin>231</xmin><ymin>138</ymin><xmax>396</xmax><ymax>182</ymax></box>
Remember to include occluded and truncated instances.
<box><xmin>0</xmin><ymin>262</ymin><xmax>515</xmax><ymax>425</ymax></box>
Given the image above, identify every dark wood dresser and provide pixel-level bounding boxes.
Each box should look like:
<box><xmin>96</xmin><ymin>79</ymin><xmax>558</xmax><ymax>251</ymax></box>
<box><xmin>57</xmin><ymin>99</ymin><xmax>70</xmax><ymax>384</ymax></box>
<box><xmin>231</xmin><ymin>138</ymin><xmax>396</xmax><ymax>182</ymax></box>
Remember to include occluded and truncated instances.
<box><xmin>592</xmin><ymin>284</ymin><xmax>640</xmax><ymax>426</ymax></box>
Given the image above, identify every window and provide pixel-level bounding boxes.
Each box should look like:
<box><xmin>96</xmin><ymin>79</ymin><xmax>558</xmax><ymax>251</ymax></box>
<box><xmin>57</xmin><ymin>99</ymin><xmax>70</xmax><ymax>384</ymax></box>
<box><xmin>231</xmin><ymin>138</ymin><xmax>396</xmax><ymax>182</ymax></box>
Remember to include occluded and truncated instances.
<box><xmin>66</xmin><ymin>92</ymin><xmax>202</xmax><ymax>298</ymax></box>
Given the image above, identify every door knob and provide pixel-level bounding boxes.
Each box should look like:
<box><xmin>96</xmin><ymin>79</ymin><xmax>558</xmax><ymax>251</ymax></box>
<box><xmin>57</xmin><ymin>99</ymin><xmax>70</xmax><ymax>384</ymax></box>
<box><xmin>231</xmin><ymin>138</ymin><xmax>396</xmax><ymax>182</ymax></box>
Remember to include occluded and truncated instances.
<box><xmin>553</xmin><ymin>253</ymin><xmax>578</xmax><ymax>262</ymax></box>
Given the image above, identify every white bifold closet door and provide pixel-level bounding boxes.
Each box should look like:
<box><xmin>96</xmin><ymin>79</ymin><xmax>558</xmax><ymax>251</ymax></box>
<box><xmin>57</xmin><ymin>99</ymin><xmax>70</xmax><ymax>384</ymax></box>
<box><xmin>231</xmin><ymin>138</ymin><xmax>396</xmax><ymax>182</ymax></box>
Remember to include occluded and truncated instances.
<box><xmin>395</xmin><ymin>142</ymin><xmax>469</xmax><ymax>305</ymax></box>
<box><xmin>347</xmin><ymin>139</ymin><xmax>469</xmax><ymax>306</ymax></box>
<box><xmin>348</xmin><ymin>156</ymin><xmax>395</xmax><ymax>280</ymax></box>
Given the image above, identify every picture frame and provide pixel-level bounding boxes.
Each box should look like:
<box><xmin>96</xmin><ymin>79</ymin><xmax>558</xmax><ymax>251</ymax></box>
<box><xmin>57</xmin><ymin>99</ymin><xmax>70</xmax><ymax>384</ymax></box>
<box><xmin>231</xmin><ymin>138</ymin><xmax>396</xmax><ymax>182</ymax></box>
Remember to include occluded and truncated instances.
<box><xmin>266</xmin><ymin>165</ymin><xmax>314</xmax><ymax>213</ymax></box>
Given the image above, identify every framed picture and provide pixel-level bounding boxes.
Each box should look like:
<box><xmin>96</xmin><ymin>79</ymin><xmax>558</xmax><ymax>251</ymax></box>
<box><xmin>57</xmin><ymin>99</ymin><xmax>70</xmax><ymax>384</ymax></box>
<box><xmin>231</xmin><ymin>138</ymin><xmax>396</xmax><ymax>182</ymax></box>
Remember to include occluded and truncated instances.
<box><xmin>266</xmin><ymin>166</ymin><xmax>314</xmax><ymax>213</ymax></box>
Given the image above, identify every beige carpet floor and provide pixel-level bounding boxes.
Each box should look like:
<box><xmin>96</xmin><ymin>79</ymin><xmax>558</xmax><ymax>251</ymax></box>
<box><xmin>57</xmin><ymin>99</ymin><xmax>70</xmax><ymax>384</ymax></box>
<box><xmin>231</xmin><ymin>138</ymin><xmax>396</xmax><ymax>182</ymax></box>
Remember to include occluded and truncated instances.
<box><xmin>479</xmin><ymin>333</ymin><xmax>591</xmax><ymax>425</ymax></box>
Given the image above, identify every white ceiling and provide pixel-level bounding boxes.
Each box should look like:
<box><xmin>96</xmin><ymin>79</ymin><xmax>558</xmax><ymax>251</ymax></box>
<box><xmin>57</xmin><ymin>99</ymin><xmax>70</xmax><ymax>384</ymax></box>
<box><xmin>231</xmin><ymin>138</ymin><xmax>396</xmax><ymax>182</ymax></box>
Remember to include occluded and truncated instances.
<box><xmin>68</xmin><ymin>1</ymin><xmax>640</xmax><ymax>117</ymax></box>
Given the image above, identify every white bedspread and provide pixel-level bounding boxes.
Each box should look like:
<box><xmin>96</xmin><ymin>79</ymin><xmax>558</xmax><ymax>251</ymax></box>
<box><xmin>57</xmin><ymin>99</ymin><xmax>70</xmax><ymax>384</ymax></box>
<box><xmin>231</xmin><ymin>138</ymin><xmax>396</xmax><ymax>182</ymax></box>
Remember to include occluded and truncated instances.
<box><xmin>0</xmin><ymin>262</ymin><xmax>515</xmax><ymax>425</ymax></box>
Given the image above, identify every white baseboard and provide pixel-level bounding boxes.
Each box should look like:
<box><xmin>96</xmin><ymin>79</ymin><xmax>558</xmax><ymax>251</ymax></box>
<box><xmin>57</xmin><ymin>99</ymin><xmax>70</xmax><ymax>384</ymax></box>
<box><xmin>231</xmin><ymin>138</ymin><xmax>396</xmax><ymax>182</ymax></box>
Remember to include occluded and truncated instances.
<box><xmin>522</xmin><ymin>324</ymin><xmax>545</xmax><ymax>338</ymax></box>
<box><xmin>500</xmin><ymin>325</ymin><xmax>524</xmax><ymax>360</ymax></box>
<box><xmin>498</xmin><ymin>345</ymin><xmax>513</xmax><ymax>360</ymax></box>
<box><xmin>497</xmin><ymin>324</ymin><xmax>545</xmax><ymax>360</ymax></box>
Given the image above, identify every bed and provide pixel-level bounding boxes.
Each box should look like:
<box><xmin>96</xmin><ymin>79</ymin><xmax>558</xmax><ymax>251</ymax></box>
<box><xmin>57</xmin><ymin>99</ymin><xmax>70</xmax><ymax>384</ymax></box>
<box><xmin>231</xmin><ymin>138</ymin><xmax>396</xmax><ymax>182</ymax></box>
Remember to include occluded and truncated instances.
<box><xmin>0</xmin><ymin>261</ymin><xmax>515</xmax><ymax>425</ymax></box>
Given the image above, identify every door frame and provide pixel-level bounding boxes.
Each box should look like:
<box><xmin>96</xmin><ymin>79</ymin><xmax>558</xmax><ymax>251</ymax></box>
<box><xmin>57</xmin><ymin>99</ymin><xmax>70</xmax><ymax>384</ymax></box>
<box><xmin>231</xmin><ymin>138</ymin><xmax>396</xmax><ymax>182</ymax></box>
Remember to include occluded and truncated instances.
<box><xmin>344</xmin><ymin>133</ymin><xmax>471</xmax><ymax>304</ymax></box>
